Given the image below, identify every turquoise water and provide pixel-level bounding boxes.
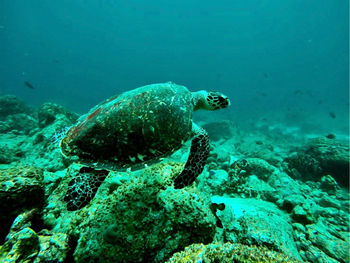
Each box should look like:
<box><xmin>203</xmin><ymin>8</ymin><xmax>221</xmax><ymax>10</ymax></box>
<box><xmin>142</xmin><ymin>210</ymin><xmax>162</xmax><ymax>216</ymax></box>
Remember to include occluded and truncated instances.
<box><xmin>0</xmin><ymin>1</ymin><xmax>349</xmax><ymax>262</ymax></box>
<box><xmin>1</xmin><ymin>0</ymin><xmax>349</xmax><ymax>134</ymax></box>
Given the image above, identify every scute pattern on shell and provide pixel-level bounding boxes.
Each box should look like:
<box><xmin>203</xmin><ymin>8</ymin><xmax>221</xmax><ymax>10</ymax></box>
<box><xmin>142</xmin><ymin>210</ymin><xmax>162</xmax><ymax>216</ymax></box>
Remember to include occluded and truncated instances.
<box><xmin>60</xmin><ymin>83</ymin><xmax>193</xmax><ymax>170</ymax></box>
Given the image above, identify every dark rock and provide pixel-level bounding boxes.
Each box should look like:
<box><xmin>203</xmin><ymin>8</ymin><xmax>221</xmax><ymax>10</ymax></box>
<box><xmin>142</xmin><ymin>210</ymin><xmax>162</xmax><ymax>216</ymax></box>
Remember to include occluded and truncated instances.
<box><xmin>281</xmin><ymin>194</ymin><xmax>306</xmax><ymax>213</ymax></box>
<box><xmin>291</xmin><ymin>205</ymin><xmax>315</xmax><ymax>225</ymax></box>
<box><xmin>284</xmin><ymin>137</ymin><xmax>349</xmax><ymax>187</ymax></box>
<box><xmin>320</xmin><ymin>175</ymin><xmax>340</xmax><ymax>195</ymax></box>
<box><xmin>0</xmin><ymin>166</ymin><xmax>45</xmax><ymax>242</ymax></box>
<box><xmin>284</xmin><ymin>152</ymin><xmax>322</xmax><ymax>181</ymax></box>
<box><xmin>0</xmin><ymin>145</ymin><xmax>18</xmax><ymax>164</ymax></box>
<box><xmin>306</xmin><ymin>137</ymin><xmax>349</xmax><ymax>187</ymax></box>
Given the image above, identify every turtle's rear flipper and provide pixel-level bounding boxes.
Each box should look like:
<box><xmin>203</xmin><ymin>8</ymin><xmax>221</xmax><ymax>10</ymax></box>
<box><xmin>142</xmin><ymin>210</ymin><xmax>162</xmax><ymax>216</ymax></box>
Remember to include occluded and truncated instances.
<box><xmin>174</xmin><ymin>124</ymin><xmax>210</xmax><ymax>188</ymax></box>
<box><xmin>64</xmin><ymin>167</ymin><xmax>109</xmax><ymax>211</ymax></box>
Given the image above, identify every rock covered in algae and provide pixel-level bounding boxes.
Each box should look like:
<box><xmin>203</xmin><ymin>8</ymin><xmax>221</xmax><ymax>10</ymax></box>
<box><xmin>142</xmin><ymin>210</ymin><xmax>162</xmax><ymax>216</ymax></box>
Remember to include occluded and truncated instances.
<box><xmin>166</xmin><ymin>242</ymin><xmax>302</xmax><ymax>263</ymax></box>
<box><xmin>0</xmin><ymin>210</ymin><xmax>70</xmax><ymax>263</ymax></box>
<box><xmin>211</xmin><ymin>196</ymin><xmax>301</xmax><ymax>260</ymax></box>
<box><xmin>0</xmin><ymin>227</ymin><xmax>39</xmax><ymax>263</ymax></box>
<box><xmin>0</xmin><ymin>166</ymin><xmax>45</xmax><ymax>242</ymax></box>
<box><xmin>43</xmin><ymin>162</ymin><xmax>216</xmax><ymax>263</ymax></box>
<box><xmin>35</xmin><ymin>231</ymin><xmax>70</xmax><ymax>263</ymax></box>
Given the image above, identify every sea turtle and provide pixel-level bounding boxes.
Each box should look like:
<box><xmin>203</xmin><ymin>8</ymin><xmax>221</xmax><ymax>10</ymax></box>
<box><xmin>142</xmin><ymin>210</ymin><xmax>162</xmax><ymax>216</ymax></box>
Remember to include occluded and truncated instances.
<box><xmin>60</xmin><ymin>82</ymin><xmax>230</xmax><ymax>210</ymax></box>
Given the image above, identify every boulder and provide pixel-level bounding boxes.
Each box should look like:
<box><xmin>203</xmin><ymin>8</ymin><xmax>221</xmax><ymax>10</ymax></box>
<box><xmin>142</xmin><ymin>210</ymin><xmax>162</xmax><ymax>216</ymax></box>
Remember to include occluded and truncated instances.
<box><xmin>212</xmin><ymin>196</ymin><xmax>301</xmax><ymax>261</ymax></box>
<box><xmin>0</xmin><ymin>166</ymin><xmax>45</xmax><ymax>242</ymax></box>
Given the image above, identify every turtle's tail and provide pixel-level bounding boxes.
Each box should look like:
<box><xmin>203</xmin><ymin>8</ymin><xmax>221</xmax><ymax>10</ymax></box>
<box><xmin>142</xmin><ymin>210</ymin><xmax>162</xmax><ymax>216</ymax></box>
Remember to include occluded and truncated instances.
<box><xmin>174</xmin><ymin>126</ymin><xmax>210</xmax><ymax>188</ymax></box>
<box><xmin>64</xmin><ymin>167</ymin><xmax>109</xmax><ymax>211</ymax></box>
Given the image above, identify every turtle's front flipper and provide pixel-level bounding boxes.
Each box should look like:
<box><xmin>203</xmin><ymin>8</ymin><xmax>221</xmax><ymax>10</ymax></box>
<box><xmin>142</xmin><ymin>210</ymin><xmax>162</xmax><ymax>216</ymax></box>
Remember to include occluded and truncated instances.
<box><xmin>174</xmin><ymin>124</ymin><xmax>210</xmax><ymax>188</ymax></box>
<box><xmin>64</xmin><ymin>167</ymin><xmax>109</xmax><ymax>211</ymax></box>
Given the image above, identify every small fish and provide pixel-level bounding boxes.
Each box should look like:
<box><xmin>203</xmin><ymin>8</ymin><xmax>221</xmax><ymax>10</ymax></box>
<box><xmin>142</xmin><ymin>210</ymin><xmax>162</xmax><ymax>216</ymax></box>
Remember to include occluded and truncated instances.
<box><xmin>294</xmin><ymin>89</ymin><xmax>303</xmax><ymax>95</ymax></box>
<box><xmin>326</xmin><ymin>134</ymin><xmax>336</xmax><ymax>139</ymax></box>
<box><xmin>329</xmin><ymin>112</ymin><xmax>336</xmax><ymax>119</ymax></box>
<box><xmin>24</xmin><ymin>81</ymin><xmax>35</xmax><ymax>89</ymax></box>
<box><xmin>263</xmin><ymin>73</ymin><xmax>269</xmax><ymax>79</ymax></box>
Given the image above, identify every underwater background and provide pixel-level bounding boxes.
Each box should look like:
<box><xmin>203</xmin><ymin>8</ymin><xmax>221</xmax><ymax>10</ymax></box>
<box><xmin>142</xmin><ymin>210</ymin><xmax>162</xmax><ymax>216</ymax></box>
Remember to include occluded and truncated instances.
<box><xmin>0</xmin><ymin>0</ymin><xmax>349</xmax><ymax>262</ymax></box>
<box><xmin>1</xmin><ymin>0</ymin><xmax>349</xmax><ymax>134</ymax></box>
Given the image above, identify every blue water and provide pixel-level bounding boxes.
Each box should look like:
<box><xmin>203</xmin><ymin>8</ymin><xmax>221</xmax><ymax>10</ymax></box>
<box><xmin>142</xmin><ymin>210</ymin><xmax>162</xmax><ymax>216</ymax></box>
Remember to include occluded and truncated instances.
<box><xmin>0</xmin><ymin>0</ymin><xmax>349</xmax><ymax>134</ymax></box>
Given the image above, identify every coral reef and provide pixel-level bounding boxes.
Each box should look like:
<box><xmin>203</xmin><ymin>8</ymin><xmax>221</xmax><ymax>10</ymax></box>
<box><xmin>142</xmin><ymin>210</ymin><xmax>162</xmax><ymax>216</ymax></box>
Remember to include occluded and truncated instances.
<box><xmin>198</xmin><ymin>145</ymin><xmax>349</xmax><ymax>262</ymax></box>
<box><xmin>167</xmin><ymin>242</ymin><xmax>302</xmax><ymax>262</ymax></box>
<box><xmin>42</xmin><ymin>162</ymin><xmax>216</xmax><ymax>263</ymax></box>
<box><xmin>0</xmin><ymin>95</ymin><xmax>349</xmax><ymax>263</ymax></box>
<box><xmin>0</xmin><ymin>98</ymin><xmax>77</xmax><ymax>171</ymax></box>
<box><xmin>0</xmin><ymin>210</ymin><xmax>69</xmax><ymax>263</ymax></box>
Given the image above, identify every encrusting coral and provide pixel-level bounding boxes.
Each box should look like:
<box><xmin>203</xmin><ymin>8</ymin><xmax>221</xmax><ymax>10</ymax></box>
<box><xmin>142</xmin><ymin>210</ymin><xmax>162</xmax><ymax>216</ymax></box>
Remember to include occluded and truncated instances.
<box><xmin>166</xmin><ymin>242</ymin><xmax>302</xmax><ymax>263</ymax></box>
<box><xmin>42</xmin><ymin>161</ymin><xmax>217</xmax><ymax>263</ymax></box>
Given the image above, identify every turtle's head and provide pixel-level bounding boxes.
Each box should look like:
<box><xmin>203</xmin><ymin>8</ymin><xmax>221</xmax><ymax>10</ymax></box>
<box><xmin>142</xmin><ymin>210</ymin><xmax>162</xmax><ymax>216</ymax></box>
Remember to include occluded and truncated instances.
<box><xmin>193</xmin><ymin>90</ymin><xmax>230</xmax><ymax>111</ymax></box>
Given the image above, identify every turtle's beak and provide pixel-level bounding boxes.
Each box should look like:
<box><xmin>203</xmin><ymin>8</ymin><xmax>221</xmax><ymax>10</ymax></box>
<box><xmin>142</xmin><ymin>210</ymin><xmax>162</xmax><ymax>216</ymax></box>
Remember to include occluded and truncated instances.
<box><xmin>222</xmin><ymin>96</ymin><xmax>230</xmax><ymax>108</ymax></box>
<box><xmin>218</xmin><ymin>94</ymin><xmax>230</xmax><ymax>109</ymax></box>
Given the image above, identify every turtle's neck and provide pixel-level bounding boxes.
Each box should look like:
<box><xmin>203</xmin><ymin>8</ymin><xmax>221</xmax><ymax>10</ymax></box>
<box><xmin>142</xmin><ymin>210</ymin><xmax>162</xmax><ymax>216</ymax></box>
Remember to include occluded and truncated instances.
<box><xmin>192</xmin><ymin>90</ymin><xmax>208</xmax><ymax>111</ymax></box>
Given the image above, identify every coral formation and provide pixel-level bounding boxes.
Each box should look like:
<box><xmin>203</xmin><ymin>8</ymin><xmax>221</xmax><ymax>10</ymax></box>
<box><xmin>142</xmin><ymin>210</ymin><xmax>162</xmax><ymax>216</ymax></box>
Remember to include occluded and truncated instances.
<box><xmin>0</xmin><ymin>95</ymin><xmax>348</xmax><ymax>263</ymax></box>
<box><xmin>166</xmin><ymin>242</ymin><xmax>302</xmax><ymax>262</ymax></box>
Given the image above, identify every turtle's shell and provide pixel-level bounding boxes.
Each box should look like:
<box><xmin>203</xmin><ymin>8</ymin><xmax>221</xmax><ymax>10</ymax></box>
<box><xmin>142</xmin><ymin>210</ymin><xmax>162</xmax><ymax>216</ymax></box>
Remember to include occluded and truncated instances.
<box><xmin>60</xmin><ymin>83</ymin><xmax>193</xmax><ymax>169</ymax></box>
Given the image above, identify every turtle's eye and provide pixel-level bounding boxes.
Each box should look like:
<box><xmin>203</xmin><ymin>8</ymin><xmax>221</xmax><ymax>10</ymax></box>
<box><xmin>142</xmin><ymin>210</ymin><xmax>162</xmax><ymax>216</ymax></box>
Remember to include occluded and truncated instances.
<box><xmin>207</xmin><ymin>92</ymin><xmax>230</xmax><ymax>110</ymax></box>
